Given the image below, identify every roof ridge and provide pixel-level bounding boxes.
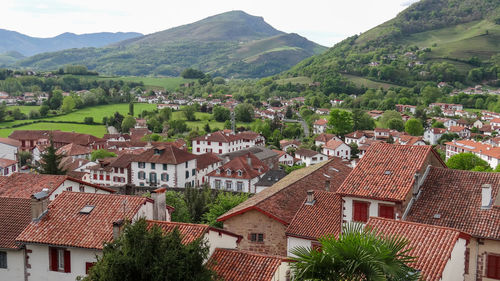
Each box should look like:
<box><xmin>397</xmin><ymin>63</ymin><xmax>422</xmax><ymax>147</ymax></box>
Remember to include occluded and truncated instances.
<box><xmin>369</xmin><ymin>217</ymin><xmax>464</xmax><ymax>234</ymax></box>
<box><xmin>214</xmin><ymin>248</ymin><xmax>287</xmax><ymax>259</ymax></box>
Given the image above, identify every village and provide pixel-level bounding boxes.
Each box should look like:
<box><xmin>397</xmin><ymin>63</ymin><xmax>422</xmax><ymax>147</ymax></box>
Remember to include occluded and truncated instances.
<box><xmin>0</xmin><ymin>90</ymin><xmax>498</xmax><ymax>281</ymax></box>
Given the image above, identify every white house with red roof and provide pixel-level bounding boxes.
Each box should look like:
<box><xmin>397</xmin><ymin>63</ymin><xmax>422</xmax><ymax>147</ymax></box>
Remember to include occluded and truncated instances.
<box><xmin>207</xmin><ymin>153</ymin><xmax>268</xmax><ymax>193</ymax></box>
<box><xmin>0</xmin><ymin>159</ymin><xmax>18</xmax><ymax>176</ymax></box>
<box><xmin>424</xmin><ymin>127</ymin><xmax>447</xmax><ymax>145</ymax></box>
<box><xmin>88</xmin><ymin>154</ymin><xmax>135</xmax><ymax>186</ymax></box>
<box><xmin>0</xmin><ymin>138</ymin><xmax>20</xmax><ymax>161</ymax></box>
<box><xmin>130</xmin><ymin>145</ymin><xmax>197</xmax><ymax>188</ymax></box>
<box><xmin>337</xmin><ymin>143</ymin><xmax>446</xmax><ymax>224</ymax></box>
<box><xmin>273</xmin><ymin>149</ymin><xmax>294</xmax><ymax>166</ymax></box>
<box><xmin>56</xmin><ymin>143</ymin><xmax>91</xmax><ymax>160</ymax></box>
<box><xmin>446</xmin><ymin>140</ymin><xmax>500</xmax><ymax>169</ymax></box>
<box><xmin>195</xmin><ymin>153</ymin><xmax>223</xmax><ymax>186</ymax></box>
<box><xmin>314</xmin><ymin>133</ymin><xmax>340</xmax><ymax>147</ymax></box>
<box><xmin>295</xmin><ymin>148</ymin><xmax>327</xmax><ymax>166</ymax></box>
<box><xmin>344</xmin><ymin>131</ymin><xmax>368</xmax><ymax>146</ymax></box>
<box><xmin>321</xmin><ymin>140</ymin><xmax>351</xmax><ymax>160</ymax></box>
<box><xmin>192</xmin><ymin>131</ymin><xmax>265</xmax><ymax>155</ymax></box>
<box><xmin>313</xmin><ymin>119</ymin><xmax>328</xmax><ymax>134</ymax></box>
<box><xmin>279</xmin><ymin>139</ymin><xmax>301</xmax><ymax>152</ymax></box>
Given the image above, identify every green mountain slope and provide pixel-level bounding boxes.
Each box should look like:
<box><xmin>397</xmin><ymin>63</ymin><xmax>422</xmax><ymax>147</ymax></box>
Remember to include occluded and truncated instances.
<box><xmin>16</xmin><ymin>11</ymin><xmax>327</xmax><ymax>78</ymax></box>
<box><xmin>288</xmin><ymin>0</ymin><xmax>500</xmax><ymax>88</ymax></box>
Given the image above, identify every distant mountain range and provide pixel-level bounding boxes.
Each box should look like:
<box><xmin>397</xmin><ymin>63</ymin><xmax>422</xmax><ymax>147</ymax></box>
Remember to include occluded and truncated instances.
<box><xmin>0</xmin><ymin>30</ymin><xmax>143</xmax><ymax>57</ymax></box>
<box><xmin>7</xmin><ymin>11</ymin><xmax>327</xmax><ymax>78</ymax></box>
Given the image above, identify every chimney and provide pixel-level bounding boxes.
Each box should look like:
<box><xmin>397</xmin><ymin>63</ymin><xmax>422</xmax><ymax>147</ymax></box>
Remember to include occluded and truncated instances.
<box><xmin>151</xmin><ymin>187</ymin><xmax>167</xmax><ymax>221</ymax></box>
<box><xmin>247</xmin><ymin>155</ymin><xmax>252</xmax><ymax>167</ymax></box>
<box><xmin>482</xmin><ymin>184</ymin><xmax>492</xmax><ymax>209</ymax></box>
<box><xmin>305</xmin><ymin>190</ymin><xmax>315</xmax><ymax>205</ymax></box>
<box><xmin>112</xmin><ymin>219</ymin><xmax>124</xmax><ymax>240</ymax></box>
<box><xmin>412</xmin><ymin>173</ymin><xmax>421</xmax><ymax>196</ymax></box>
<box><xmin>31</xmin><ymin>190</ymin><xmax>49</xmax><ymax>221</ymax></box>
<box><xmin>325</xmin><ymin>180</ymin><xmax>330</xmax><ymax>192</ymax></box>
<box><xmin>224</xmin><ymin>156</ymin><xmax>230</xmax><ymax>164</ymax></box>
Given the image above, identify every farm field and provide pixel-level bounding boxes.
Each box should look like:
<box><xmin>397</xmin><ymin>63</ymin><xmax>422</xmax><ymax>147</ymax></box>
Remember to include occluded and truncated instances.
<box><xmin>8</xmin><ymin>105</ymin><xmax>41</xmax><ymax>114</ymax></box>
<box><xmin>44</xmin><ymin>103</ymin><xmax>157</xmax><ymax>123</ymax></box>
<box><xmin>0</xmin><ymin>122</ymin><xmax>107</xmax><ymax>137</ymax></box>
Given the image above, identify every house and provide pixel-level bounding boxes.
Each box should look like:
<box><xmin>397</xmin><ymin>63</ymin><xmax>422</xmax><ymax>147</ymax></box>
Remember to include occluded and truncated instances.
<box><xmin>434</xmin><ymin>118</ymin><xmax>458</xmax><ymax>129</ymax></box>
<box><xmin>321</xmin><ymin>140</ymin><xmax>351</xmax><ymax>160</ymax></box>
<box><xmin>0</xmin><ymin>159</ymin><xmax>18</xmax><ymax>176</ymax></box>
<box><xmin>129</xmin><ymin>128</ymin><xmax>151</xmax><ymax>142</ymax></box>
<box><xmin>0</xmin><ymin>197</ymin><xmax>32</xmax><ymax>280</ymax></box>
<box><xmin>374</xmin><ymin>128</ymin><xmax>390</xmax><ymax>140</ymax></box>
<box><xmin>273</xmin><ymin>149</ymin><xmax>294</xmax><ymax>166</ymax></box>
<box><xmin>217</xmin><ymin>158</ymin><xmax>352</xmax><ymax>255</ymax></box>
<box><xmin>130</xmin><ymin>145</ymin><xmax>197</xmax><ymax>188</ymax></box>
<box><xmin>15</xmin><ymin>191</ymin><xmax>170</xmax><ymax>281</ymax></box>
<box><xmin>254</xmin><ymin>170</ymin><xmax>288</xmax><ymax>193</ymax></box>
<box><xmin>405</xmin><ymin>167</ymin><xmax>500</xmax><ymax>281</ymax></box>
<box><xmin>315</xmin><ymin>108</ymin><xmax>330</xmax><ymax>115</ymax></box>
<box><xmin>286</xmin><ymin>190</ymin><xmax>342</xmax><ymax>255</ymax></box>
<box><xmin>314</xmin><ymin>133</ymin><xmax>340</xmax><ymax>147</ymax></box>
<box><xmin>336</xmin><ymin>143</ymin><xmax>446</xmax><ymax>224</ymax></box>
<box><xmin>473</xmin><ymin>120</ymin><xmax>483</xmax><ymax>129</ymax></box>
<box><xmin>367</xmin><ymin>218</ymin><xmax>470</xmax><ymax>281</ymax></box>
<box><xmin>367</xmin><ymin>110</ymin><xmax>384</xmax><ymax>119</ymax></box>
<box><xmin>345</xmin><ymin>131</ymin><xmax>367</xmax><ymax>146</ymax></box>
<box><xmin>157</xmin><ymin>103</ymin><xmax>180</xmax><ymax>110</ymax></box>
<box><xmin>448</xmin><ymin>126</ymin><xmax>471</xmax><ymax>139</ymax></box>
<box><xmin>0</xmin><ymin>138</ymin><xmax>20</xmax><ymax>161</ymax></box>
<box><xmin>313</xmin><ymin>119</ymin><xmax>328</xmax><ymax>134</ymax></box>
<box><xmin>395</xmin><ymin>104</ymin><xmax>416</xmax><ymax>114</ymax></box>
<box><xmin>280</xmin><ymin>139</ymin><xmax>301</xmax><ymax>152</ymax></box>
<box><xmin>0</xmin><ymin>173</ymin><xmax>114</xmax><ymax>200</ymax></box>
<box><xmin>87</xmin><ymin>154</ymin><xmax>135</xmax><ymax>186</ymax></box>
<box><xmin>207</xmin><ymin>153</ymin><xmax>268</xmax><ymax>193</ymax></box>
<box><xmin>446</xmin><ymin>140</ymin><xmax>500</xmax><ymax>169</ymax></box>
<box><xmin>430</xmin><ymin>103</ymin><xmax>463</xmax><ymax>111</ymax></box>
<box><xmin>220</xmin><ymin>146</ymin><xmax>280</xmax><ymax>170</ymax></box>
<box><xmin>9</xmin><ymin>130</ymin><xmax>105</xmax><ymax>152</ymax></box>
<box><xmin>207</xmin><ymin>249</ymin><xmax>289</xmax><ymax>281</ymax></box>
<box><xmin>396</xmin><ymin>135</ymin><xmax>426</xmax><ymax>146</ymax></box>
<box><xmin>56</xmin><ymin>143</ymin><xmax>91</xmax><ymax>160</ymax></box>
<box><xmin>295</xmin><ymin>149</ymin><xmax>327</xmax><ymax>166</ymax></box>
<box><xmin>194</xmin><ymin>153</ymin><xmax>222</xmax><ymax>186</ymax></box>
<box><xmin>192</xmin><ymin>131</ymin><xmax>265</xmax><ymax>155</ymax></box>
<box><xmin>424</xmin><ymin>127</ymin><xmax>447</xmax><ymax>145</ymax></box>
<box><xmin>102</xmin><ymin>134</ymin><xmax>131</xmax><ymax>142</ymax></box>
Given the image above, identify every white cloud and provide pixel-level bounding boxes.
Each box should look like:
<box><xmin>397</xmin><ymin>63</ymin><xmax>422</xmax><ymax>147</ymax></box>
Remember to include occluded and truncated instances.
<box><xmin>0</xmin><ymin>0</ymin><xmax>412</xmax><ymax>46</ymax></box>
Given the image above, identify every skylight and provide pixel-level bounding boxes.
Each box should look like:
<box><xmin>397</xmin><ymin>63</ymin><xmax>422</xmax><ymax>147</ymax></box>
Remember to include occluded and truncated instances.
<box><xmin>80</xmin><ymin>205</ymin><xmax>95</xmax><ymax>214</ymax></box>
<box><xmin>384</xmin><ymin>170</ymin><xmax>391</xmax><ymax>175</ymax></box>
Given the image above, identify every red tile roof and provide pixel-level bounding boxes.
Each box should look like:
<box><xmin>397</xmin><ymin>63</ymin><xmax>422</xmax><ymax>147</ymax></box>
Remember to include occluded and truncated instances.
<box><xmin>345</xmin><ymin>130</ymin><xmax>366</xmax><ymax>139</ymax></box>
<box><xmin>16</xmin><ymin>192</ymin><xmax>148</xmax><ymax>249</ymax></box>
<box><xmin>314</xmin><ymin>133</ymin><xmax>336</xmax><ymax>143</ymax></box>
<box><xmin>195</xmin><ymin>153</ymin><xmax>222</xmax><ymax>170</ymax></box>
<box><xmin>0</xmin><ymin>137</ymin><xmax>20</xmax><ymax>147</ymax></box>
<box><xmin>406</xmin><ymin>167</ymin><xmax>500</xmax><ymax>240</ymax></box>
<box><xmin>0</xmin><ymin>158</ymin><xmax>17</xmax><ymax>168</ymax></box>
<box><xmin>133</xmin><ymin>145</ymin><xmax>197</xmax><ymax>164</ymax></box>
<box><xmin>323</xmin><ymin>140</ymin><xmax>345</xmax><ymax>150</ymax></box>
<box><xmin>314</xmin><ymin>119</ymin><xmax>328</xmax><ymax>126</ymax></box>
<box><xmin>446</xmin><ymin>140</ymin><xmax>500</xmax><ymax>159</ymax></box>
<box><xmin>207</xmin><ymin>153</ymin><xmax>268</xmax><ymax>180</ymax></box>
<box><xmin>56</xmin><ymin>143</ymin><xmax>91</xmax><ymax>156</ymax></box>
<box><xmin>337</xmin><ymin>143</ymin><xmax>445</xmax><ymax>202</ymax></box>
<box><xmin>367</xmin><ymin>218</ymin><xmax>468</xmax><ymax>281</ymax></box>
<box><xmin>218</xmin><ymin>157</ymin><xmax>352</xmax><ymax>225</ymax></box>
<box><xmin>0</xmin><ymin>197</ymin><xmax>31</xmax><ymax>249</ymax></box>
<box><xmin>207</xmin><ymin>248</ymin><xmax>285</xmax><ymax>281</ymax></box>
<box><xmin>286</xmin><ymin>191</ymin><xmax>342</xmax><ymax>240</ymax></box>
<box><xmin>0</xmin><ymin>173</ymin><xmax>114</xmax><ymax>199</ymax></box>
<box><xmin>295</xmin><ymin>148</ymin><xmax>322</xmax><ymax>158</ymax></box>
<box><xmin>193</xmin><ymin>130</ymin><xmax>239</xmax><ymax>143</ymax></box>
<box><xmin>147</xmin><ymin>220</ymin><xmax>241</xmax><ymax>244</ymax></box>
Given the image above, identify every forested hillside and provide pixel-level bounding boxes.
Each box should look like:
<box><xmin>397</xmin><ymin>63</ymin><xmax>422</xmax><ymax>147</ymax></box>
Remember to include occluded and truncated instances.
<box><xmin>287</xmin><ymin>0</ymin><xmax>500</xmax><ymax>90</ymax></box>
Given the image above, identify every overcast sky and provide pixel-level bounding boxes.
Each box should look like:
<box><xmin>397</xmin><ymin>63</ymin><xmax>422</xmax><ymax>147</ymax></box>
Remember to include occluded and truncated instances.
<box><xmin>0</xmin><ymin>0</ymin><xmax>420</xmax><ymax>47</ymax></box>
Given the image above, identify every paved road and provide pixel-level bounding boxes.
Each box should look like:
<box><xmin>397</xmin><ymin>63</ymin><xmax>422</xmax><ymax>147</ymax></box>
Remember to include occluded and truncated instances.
<box><xmin>284</xmin><ymin>114</ymin><xmax>310</xmax><ymax>138</ymax></box>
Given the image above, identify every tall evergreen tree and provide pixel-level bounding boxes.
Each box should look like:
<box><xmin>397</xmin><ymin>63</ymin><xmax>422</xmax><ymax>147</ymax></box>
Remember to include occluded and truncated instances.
<box><xmin>39</xmin><ymin>138</ymin><xmax>66</xmax><ymax>175</ymax></box>
<box><xmin>129</xmin><ymin>102</ymin><xmax>134</xmax><ymax>116</ymax></box>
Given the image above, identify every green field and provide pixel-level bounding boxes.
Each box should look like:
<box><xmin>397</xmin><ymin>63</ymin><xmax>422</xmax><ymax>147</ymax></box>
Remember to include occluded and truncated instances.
<box><xmin>0</xmin><ymin>122</ymin><xmax>107</xmax><ymax>138</ymax></box>
<box><xmin>44</xmin><ymin>103</ymin><xmax>157</xmax><ymax>123</ymax></box>
<box><xmin>275</xmin><ymin>76</ymin><xmax>313</xmax><ymax>85</ymax></box>
<box><xmin>342</xmin><ymin>74</ymin><xmax>402</xmax><ymax>90</ymax></box>
<box><xmin>8</xmin><ymin>105</ymin><xmax>41</xmax><ymax>114</ymax></box>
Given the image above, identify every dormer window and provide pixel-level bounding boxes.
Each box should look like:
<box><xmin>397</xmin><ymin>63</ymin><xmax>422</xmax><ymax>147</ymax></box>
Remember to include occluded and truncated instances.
<box><xmin>227</xmin><ymin>169</ymin><xmax>231</xmax><ymax>176</ymax></box>
<box><xmin>154</xmin><ymin>149</ymin><xmax>161</xmax><ymax>155</ymax></box>
<box><xmin>237</xmin><ymin>170</ymin><xmax>242</xmax><ymax>177</ymax></box>
<box><xmin>216</xmin><ymin>168</ymin><xmax>221</xmax><ymax>174</ymax></box>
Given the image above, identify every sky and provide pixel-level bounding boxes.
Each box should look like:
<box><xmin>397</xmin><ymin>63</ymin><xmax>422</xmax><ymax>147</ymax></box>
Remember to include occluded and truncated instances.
<box><xmin>0</xmin><ymin>0</ymin><xmax>420</xmax><ymax>47</ymax></box>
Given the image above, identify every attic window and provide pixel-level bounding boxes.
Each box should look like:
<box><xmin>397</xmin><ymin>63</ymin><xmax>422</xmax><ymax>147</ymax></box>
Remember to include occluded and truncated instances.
<box><xmin>384</xmin><ymin>171</ymin><xmax>391</xmax><ymax>175</ymax></box>
<box><xmin>238</xmin><ymin>170</ymin><xmax>242</xmax><ymax>176</ymax></box>
<box><xmin>433</xmin><ymin>214</ymin><xmax>441</xmax><ymax>219</ymax></box>
<box><xmin>80</xmin><ymin>205</ymin><xmax>95</xmax><ymax>214</ymax></box>
<box><xmin>154</xmin><ymin>149</ymin><xmax>161</xmax><ymax>155</ymax></box>
<box><xmin>227</xmin><ymin>169</ymin><xmax>231</xmax><ymax>176</ymax></box>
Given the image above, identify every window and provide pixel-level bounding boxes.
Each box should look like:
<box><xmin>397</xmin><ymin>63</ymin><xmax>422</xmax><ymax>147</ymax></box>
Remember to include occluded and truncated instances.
<box><xmin>353</xmin><ymin>201</ymin><xmax>369</xmax><ymax>222</ymax></box>
<box><xmin>227</xmin><ymin>169</ymin><xmax>231</xmax><ymax>176</ymax></box>
<box><xmin>487</xmin><ymin>254</ymin><xmax>500</xmax><ymax>279</ymax></box>
<box><xmin>192</xmin><ymin>168</ymin><xmax>195</xmax><ymax>176</ymax></box>
<box><xmin>215</xmin><ymin>180</ymin><xmax>221</xmax><ymax>189</ymax></box>
<box><xmin>138</xmin><ymin>171</ymin><xmax>145</xmax><ymax>180</ymax></box>
<box><xmin>378</xmin><ymin>205</ymin><xmax>395</xmax><ymax>219</ymax></box>
<box><xmin>219</xmin><ymin>142</ymin><xmax>222</xmax><ymax>146</ymax></box>
<box><xmin>163</xmin><ymin>164</ymin><xmax>167</xmax><ymax>170</ymax></box>
<box><xmin>226</xmin><ymin>181</ymin><xmax>232</xmax><ymax>190</ymax></box>
<box><xmin>66</xmin><ymin>186</ymin><xmax>72</xmax><ymax>191</ymax></box>
<box><xmin>151</xmin><ymin>163</ymin><xmax>156</xmax><ymax>169</ymax></box>
<box><xmin>185</xmin><ymin>162</ymin><xmax>188</xmax><ymax>168</ymax></box>
<box><xmin>208</xmin><ymin>141</ymin><xmax>211</xmax><ymax>145</ymax></box>
<box><xmin>249</xmin><ymin>233</ymin><xmax>264</xmax><ymax>242</ymax></box>
<box><xmin>50</xmin><ymin>247</ymin><xmax>71</xmax><ymax>273</ymax></box>
<box><xmin>237</xmin><ymin>170</ymin><xmax>242</xmax><ymax>177</ymax></box>
<box><xmin>12</xmin><ymin>165</ymin><xmax>15</xmax><ymax>172</ymax></box>
<box><xmin>85</xmin><ymin>262</ymin><xmax>95</xmax><ymax>274</ymax></box>
<box><xmin>105</xmin><ymin>175</ymin><xmax>110</xmax><ymax>181</ymax></box>
<box><xmin>3</xmin><ymin>167</ymin><xmax>8</xmax><ymax>175</ymax></box>
<box><xmin>138</xmin><ymin>162</ymin><xmax>145</xmax><ymax>168</ymax></box>
<box><xmin>0</xmin><ymin>251</ymin><xmax>6</xmax><ymax>269</ymax></box>
<box><xmin>161</xmin><ymin>173</ymin><xmax>169</xmax><ymax>181</ymax></box>
<box><xmin>196</xmin><ymin>147</ymin><xmax>200</xmax><ymax>152</ymax></box>
<box><xmin>185</xmin><ymin>171</ymin><xmax>189</xmax><ymax>179</ymax></box>
<box><xmin>120</xmin><ymin>168</ymin><xmax>124</xmax><ymax>174</ymax></box>
<box><xmin>93</xmin><ymin>174</ymin><xmax>97</xmax><ymax>180</ymax></box>
<box><xmin>149</xmin><ymin>172</ymin><xmax>157</xmax><ymax>183</ymax></box>
<box><xmin>79</xmin><ymin>185</ymin><xmax>85</xmax><ymax>192</ymax></box>
<box><xmin>99</xmin><ymin>175</ymin><xmax>103</xmax><ymax>180</ymax></box>
<box><xmin>237</xmin><ymin>182</ymin><xmax>243</xmax><ymax>191</ymax></box>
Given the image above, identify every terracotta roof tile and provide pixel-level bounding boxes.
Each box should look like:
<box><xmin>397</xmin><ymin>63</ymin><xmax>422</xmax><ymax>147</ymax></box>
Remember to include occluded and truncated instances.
<box><xmin>367</xmin><ymin>218</ymin><xmax>467</xmax><ymax>281</ymax></box>
<box><xmin>406</xmin><ymin>167</ymin><xmax>500</xmax><ymax>240</ymax></box>
<box><xmin>0</xmin><ymin>137</ymin><xmax>20</xmax><ymax>147</ymax></box>
<box><xmin>207</xmin><ymin>153</ymin><xmax>268</xmax><ymax>180</ymax></box>
<box><xmin>0</xmin><ymin>197</ymin><xmax>31</xmax><ymax>249</ymax></box>
<box><xmin>195</xmin><ymin>153</ymin><xmax>222</xmax><ymax>170</ymax></box>
<box><xmin>324</xmin><ymin>140</ymin><xmax>344</xmax><ymax>150</ymax></box>
<box><xmin>446</xmin><ymin>140</ymin><xmax>500</xmax><ymax>159</ymax></box>
<box><xmin>337</xmin><ymin>143</ymin><xmax>444</xmax><ymax>202</ymax></box>
<box><xmin>56</xmin><ymin>143</ymin><xmax>91</xmax><ymax>156</ymax></box>
<box><xmin>207</xmin><ymin>248</ymin><xmax>285</xmax><ymax>281</ymax></box>
<box><xmin>0</xmin><ymin>158</ymin><xmax>17</xmax><ymax>168</ymax></box>
<box><xmin>133</xmin><ymin>145</ymin><xmax>196</xmax><ymax>164</ymax></box>
<box><xmin>295</xmin><ymin>148</ymin><xmax>322</xmax><ymax>158</ymax></box>
<box><xmin>218</xmin><ymin>158</ymin><xmax>352</xmax><ymax>224</ymax></box>
<box><xmin>147</xmin><ymin>220</ymin><xmax>210</xmax><ymax>244</ymax></box>
<box><xmin>286</xmin><ymin>191</ymin><xmax>342</xmax><ymax>240</ymax></box>
<box><xmin>314</xmin><ymin>133</ymin><xmax>336</xmax><ymax>143</ymax></box>
<box><xmin>314</xmin><ymin>119</ymin><xmax>328</xmax><ymax>126</ymax></box>
<box><xmin>16</xmin><ymin>192</ymin><xmax>148</xmax><ymax>249</ymax></box>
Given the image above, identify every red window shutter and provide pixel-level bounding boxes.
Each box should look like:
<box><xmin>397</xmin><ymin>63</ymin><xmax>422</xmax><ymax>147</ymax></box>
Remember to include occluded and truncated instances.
<box><xmin>353</xmin><ymin>201</ymin><xmax>369</xmax><ymax>222</ymax></box>
<box><xmin>85</xmin><ymin>262</ymin><xmax>95</xmax><ymax>274</ymax></box>
<box><xmin>464</xmin><ymin>248</ymin><xmax>470</xmax><ymax>274</ymax></box>
<box><xmin>64</xmin><ymin>250</ymin><xmax>71</xmax><ymax>273</ymax></box>
<box><xmin>93</xmin><ymin>174</ymin><xmax>97</xmax><ymax>180</ymax></box>
<box><xmin>50</xmin><ymin>247</ymin><xmax>58</xmax><ymax>271</ymax></box>
<box><xmin>379</xmin><ymin>205</ymin><xmax>395</xmax><ymax>219</ymax></box>
<box><xmin>487</xmin><ymin>255</ymin><xmax>500</xmax><ymax>279</ymax></box>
